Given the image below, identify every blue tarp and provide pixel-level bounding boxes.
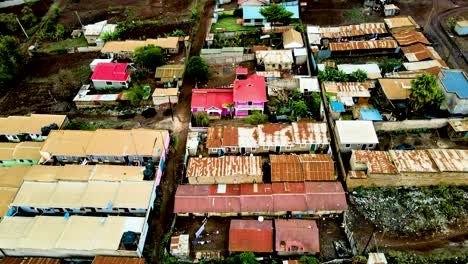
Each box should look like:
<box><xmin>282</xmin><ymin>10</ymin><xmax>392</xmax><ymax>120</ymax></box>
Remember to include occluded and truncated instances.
<box><xmin>330</xmin><ymin>101</ymin><xmax>345</xmax><ymax>112</ymax></box>
<box><xmin>243</xmin><ymin>4</ymin><xmax>300</xmax><ymax>20</ymax></box>
<box><xmin>440</xmin><ymin>70</ymin><xmax>468</xmax><ymax>99</ymax></box>
<box><xmin>359</xmin><ymin>109</ymin><xmax>383</xmax><ymax>121</ymax></box>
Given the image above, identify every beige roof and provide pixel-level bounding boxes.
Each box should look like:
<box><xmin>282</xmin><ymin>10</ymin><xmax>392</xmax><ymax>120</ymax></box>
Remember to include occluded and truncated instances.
<box><xmin>101</xmin><ymin>37</ymin><xmax>180</xmax><ymax>53</ymax></box>
<box><xmin>282</xmin><ymin>29</ymin><xmax>304</xmax><ymax>48</ymax></box>
<box><xmin>0</xmin><ymin>215</ymin><xmax>145</xmax><ymax>251</ymax></box>
<box><xmin>40</xmin><ymin>130</ymin><xmax>94</xmax><ymax>157</ymax></box>
<box><xmin>11</xmin><ymin>180</ymin><xmax>153</xmax><ymax>209</ymax></box>
<box><xmin>154</xmin><ymin>64</ymin><xmax>185</xmax><ymax>81</ymax></box>
<box><xmin>23</xmin><ymin>166</ymin><xmax>61</xmax><ymax>182</ymax></box>
<box><xmin>0</xmin><ymin>114</ymin><xmax>67</xmax><ymax>135</ymax></box>
<box><xmin>257</xmin><ymin>124</ymin><xmax>294</xmax><ymax>147</ymax></box>
<box><xmin>448</xmin><ymin>119</ymin><xmax>468</xmax><ymax>132</ymax></box>
<box><xmin>389</xmin><ymin>150</ymin><xmax>438</xmax><ymax>173</ymax></box>
<box><xmin>456</xmin><ymin>20</ymin><xmax>468</xmax><ymax>27</ymax></box>
<box><xmin>0</xmin><ymin>142</ymin><xmax>43</xmax><ymax>161</ymax></box>
<box><xmin>41</xmin><ymin>129</ymin><xmax>169</xmax><ymax>158</ymax></box>
<box><xmin>426</xmin><ymin>149</ymin><xmax>467</xmax><ymax>172</ymax></box>
<box><xmin>152</xmin><ymin>88</ymin><xmax>179</xmax><ymax>97</ymax></box>
<box><xmin>0</xmin><ymin>187</ymin><xmax>19</xmax><ymax>217</ymax></box>
<box><xmin>378</xmin><ymin>78</ymin><xmax>414</xmax><ymax>100</ymax></box>
<box><xmin>0</xmin><ymin>167</ymin><xmax>30</xmax><ymax>188</ymax></box>
<box><xmin>90</xmin><ymin>165</ymin><xmax>144</xmax><ymax>181</ymax></box>
<box><xmin>335</xmin><ymin>121</ymin><xmax>379</xmax><ymax>144</ymax></box>
<box><xmin>384</xmin><ymin>16</ymin><xmax>419</xmax><ymax>29</ymax></box>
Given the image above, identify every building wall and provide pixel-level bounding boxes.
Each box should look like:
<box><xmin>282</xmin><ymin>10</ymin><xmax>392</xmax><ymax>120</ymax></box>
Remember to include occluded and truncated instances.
<box><xmin>243</xmin><ymin>19</ymin><xmax>266</xmax><ymax>26</ymax></box>
<box><xmin>265</xmin><ymin>62</ymin><xmax>292</xmax><ymax>71</ymax></box>
<box><xmin>210</xmin><ymin>143</ymin><xmax>329</xmax><ymax>155</ymax></box>
<box><xmin>187</xmin><ymin>174</ymin><xmax>262</xmax><ymax>184</ymax></box>
<box><xmin>346</xmin><ymin>171</ymin><xmax>468</xmax><ymax>189</ymax></box>
<box><xmin>339</xmin><ymin>143</ymin><xmax>376</xmax><ymax>152</ymax></box>
<box><xmin>85</xmin><ymin>34</ymin><xmax>99</xmax><ymax>44</ymax></box>
<box><xmin>93</xmin><ymin>80</ymin><xmax>129</xmax><ymax>89</ymax></box>
<box><xmin>444</xmin><ymin>92</ymin><xmax>468</xmax><ymax>115</ymax></box>
<box><xmin>1</xmin><ymin>248</ymin><xmax>140</xmax><ymax>258</ymax></box>
<box><xmin>153</xmin><ymin>95</ymin><xmax>179</xmax><ymax>106</ymax></box>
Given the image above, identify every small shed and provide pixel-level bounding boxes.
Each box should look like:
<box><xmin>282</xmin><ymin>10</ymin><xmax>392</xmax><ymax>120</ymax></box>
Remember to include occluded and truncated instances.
<box><xmin>293</xmin><ymin>48</ymin><xmax>308</xmax><ymax>65</ymax></box>
<box><xmin>152</xmin><ymin>88</ymin><xmax>179</xmax><ymax>108</ymax></box>
<box><xmin>384</xmin><ymin>4</ymin><xmax>400</xmax><ymax>17</ymax></box>
<box><xmin>229</xmin><ymin>219</ymin><xmax>273</xmax><ymax>253</ymax></box>
<box><xmin>447</xmin><ymin>119</ymin><xmax>468</xmax><ymax>142</ymax></box>
<box><xmin>335</xmin><ymin>120</ymin><xmax>379</xmax><ymax>152</ymax></box>
<box><xmin>299</xmin><ymin>77</ymin><xmax>320</xmax><ymax>93</ymax></box>
<box><xmin>283</xmin><ymin>29</ymin><xmax>304</xmax><ymax>49</ymax></box>
<box><xmin>454</xmin><ymin>20</ymin><xmax>468</xmax><ymax>36</ymax></box>
<box><xmin>275</xmin><ymin>219</ymin><xmax>319</xmax><ymax>255</ymax></box>
<box><xmin>170</xmin><ymin>234</ymin><xmax>190</xmax><ymax>259</ymax></box>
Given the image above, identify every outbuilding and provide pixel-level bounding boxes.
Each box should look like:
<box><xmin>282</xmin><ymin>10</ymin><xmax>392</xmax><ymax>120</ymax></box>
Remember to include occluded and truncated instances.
<box><xmin>334</xmin><ymin>120</ymin><xmax>379</xmax><ymax>152</ymax></box>
<box><xmin>90</xmin><ymin>63</ymin><xmax>131</xmax><ymax>89</ymax></box>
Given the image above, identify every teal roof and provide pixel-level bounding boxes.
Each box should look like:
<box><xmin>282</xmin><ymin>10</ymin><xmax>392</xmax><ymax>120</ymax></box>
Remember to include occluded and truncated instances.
<box><xmin>243</xmin><ymin>3</ymin><xmax>300</xmax><ymax>20</ymax></box>
<box><xmin>440</xmin><ymin>70</ymin><xmax>468</xmax><ymax>99</ymax></box>
<box><xmin>359</xmin><ymin>109</ymin><xmax>383</xmax><ymax>121</ymax></box>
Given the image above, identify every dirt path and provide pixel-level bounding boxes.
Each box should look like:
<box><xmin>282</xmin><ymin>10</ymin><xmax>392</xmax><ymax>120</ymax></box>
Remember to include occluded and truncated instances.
<box><xmin>190</xmin><ymin>0</ymin><xmax>214</xmax><ymax>56</ymax></box>
<box><xmin>424</xmin><ymin>0</ymin><xmax>468</xmax><ymax>71</ymax></box>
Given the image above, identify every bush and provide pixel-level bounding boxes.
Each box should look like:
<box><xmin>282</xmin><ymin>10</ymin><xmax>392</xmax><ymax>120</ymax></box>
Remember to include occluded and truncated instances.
<box><xmin>133</xmin><ymin>45</ymin><xmax>165</xmax><ymax>70</ymax></box>
<box><xmin>186</xmin><ymin>56</ymin><xmax>209</xmax><ymax>82</ymax></box>
<box><xmin>192</xmin><ymin>112</ymin><xmax>209</xmax><ymax>127</ymax></box>
<box><xmin>125</xmin><ymin>84</ymin><xmax>145</xmax><ymax>106</ymax></box>
<box><xmin>246</xmin><ymin>111</ymin><xmax>268</xmax><ymax>125</ymax></box>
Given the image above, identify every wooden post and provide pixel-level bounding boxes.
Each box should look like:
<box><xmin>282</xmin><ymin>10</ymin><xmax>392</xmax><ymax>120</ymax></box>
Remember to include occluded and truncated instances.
<box><xmin>16</xmin><ymin>16</ymin><xmax>29</xmax><ymax>39</ymax></box>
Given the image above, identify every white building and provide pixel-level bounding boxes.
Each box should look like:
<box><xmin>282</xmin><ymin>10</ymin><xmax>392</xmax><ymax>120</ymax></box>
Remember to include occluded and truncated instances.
<box><xmin>337</xmin><ymin>64</ymin><xmax>382</xmax><ymax>79</ymax></box>
<box><xmin>83</xmin><ymin>20</ymin><xmax>117</xmax><ymax>45</ymax></box>
<box><xmin>335</xmin><ymin>120</ymin><xmax>379</xmax><ymax>152</ymax></box>
<box><xmin>256</xmin><ymin>50</ymin><xmax>294</xmax><ymax>71</ymax></box>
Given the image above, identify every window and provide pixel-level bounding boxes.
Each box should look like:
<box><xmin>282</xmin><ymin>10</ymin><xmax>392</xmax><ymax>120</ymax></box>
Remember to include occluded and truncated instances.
<box><xmin>300</xmin><ymin>144</ymin><xmax>306</xmax><ymax>148</ymax></box>
<box><xmin>121</xmin><ymin>82</ymin><xmax>126</xmax><ymax>85</ymax></box>
<box><xmin>254</xmin><ymin>18</ymin><xmax>263</xmax><ymax>23</ymax></box>
<box><xmin>248</xmin><ymin>101</ymin><xmax>252</xmax><ymax>105</ymax></box>
<box><xmin>263</xmin><ymin>146</ymin><xmax>269</xmax><ymax>150</ymax></box>
<box><xmin>19</xmin><ymin>159</ymin><xmax>24</xmax><ymax>162</ymax></box>
<box><xmin>231</xmin><ymin>147</ymin><xmax>237</xmax><ymax>151</ymax></box>
<box><xmin>286</xmin><ymin>146</ymin><xmax>292</xmax><ymax>150</ymax></box>
<box><xmin>244</xmin><ymin>19</ymin><xmax>251</xmax><ymax>23</ymax></box>
<box><xmin>251</xmin><ymin>147</ymin><xmax>257</xmax><ymax>151</ymax></box>
<box><xmin>106</xmin><ymin>81</ymin><xmax>112</xmax><ymax>85</ymax></box>
<box><xmin>272</xmin><ymin>64</ymin><xmax>276</xmax><ymax>68</ymax></box>
<box><xmin>345</xmin><ymin>144</ymin><xmax>351</xmax><ymax>148</ymax></box>
<box><xmin>368</xmin><ymin>144</ymin><xmax>374</xmax><ymax>148</ymax></box>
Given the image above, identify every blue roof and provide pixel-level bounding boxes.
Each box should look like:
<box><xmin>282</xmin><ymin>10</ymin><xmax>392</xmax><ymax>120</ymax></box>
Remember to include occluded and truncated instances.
<box><xmin>243</xmin><ymin>3</ymin><xmax>300</xmax><ymax>20</ymax></box>
<box><xmin>330</xmin><ymin>101</ymin><xmax>345</xmax><ymax>112</ymax></box>
<box><xmin>359</xmin><ymin>109</ymin><xmax>383</xmax><ymax>121</ymax></box>
<box><xmin>440</xmin><ymin>70</ymin><xmax>468</xmax><ymax>99</ymax></box>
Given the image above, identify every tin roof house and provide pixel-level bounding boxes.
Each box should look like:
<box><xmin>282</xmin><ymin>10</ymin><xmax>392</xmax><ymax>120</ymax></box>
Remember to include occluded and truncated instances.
<box><xmin>233</xmin><ymin>73</ymin><xmax>267</xmax><ymax>117</ymax></box>
<box><xmin>229</xmin><ymin>219</ymin><xmax>273</xmax><ymax>253</ymax></box>
<box><xmin>0</xmin><ymin>114</ymin><xmax>68</xmax><ymax>143</ymax></box>
<box><xmin>334</xmin><ymin>121</ymin><xmax>378</xmax><ymax>152</ymax></box>
<box><xmin>90</xmin><ymin>63</ymin><xmax>131</xmax><ymax>90</ymax></box>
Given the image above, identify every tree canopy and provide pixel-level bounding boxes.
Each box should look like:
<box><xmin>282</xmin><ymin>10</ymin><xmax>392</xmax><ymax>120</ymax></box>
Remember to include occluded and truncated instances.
<box><xmin>133</xmin><ymin>45</ymin><xmax>166</xmax><ymax>70</ymax></box>
<box><xmin>0</xmin><ymin>36</ymin><xmax>25</xmax><ymax>95</ymax></box>
<box><xmin>317</xmin><ymin>66</ymin><xmax>348</xmax><ymax>82</ymax></box>
<box><xmin>379</xmin><ymin>58</ymin><xmax>403</xmax><ymax>74</ymax></box>
<box><xmin>186</xmin><ymin>56</ymin><xmax>209</xmax><ymax>82</ymax></box>
<box><xmin>0</xmin><ymin>13</ymin><xmax>18</xmax><ymax>36</ymax></box>
<box><xmin>349</xmin><ymin>69</ymin><xmax>368</xmax><ymax>82</ymax></box>
<box><xmin>409</xmin><ymin>73</ymin><xmax>444</xmax><ymax>114</ymax></box>
<box><xmin>259</xmin><ymin>4</ymin><xmax>294</xmax><ymax>25</ymax></box>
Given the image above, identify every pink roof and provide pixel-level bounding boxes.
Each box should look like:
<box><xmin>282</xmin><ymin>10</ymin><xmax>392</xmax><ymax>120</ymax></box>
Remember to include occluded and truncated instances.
<box><xmin>235</xmin><ymin>67</ymin><xmax>248</xmax><ymax>75</ymax></box>
<box><xmin>174</xmin><ymin>182</ymin><xmax>347</xmax><ymax>214</ymax></box>
<box><xmin>91</xmin><ymin>63</ymin><xmax>130</xmax><ymax>81</ymax></box>
<box><xmin>275</xmin><ymin>219</ymin><xmax>320</xmax><ymax>253</ymax></box>
<box><xmin>191</xmin><ymin>89</ymin><xmax>234</xmax><ymax>110</ymax></box>
<box><xmin>233</xmin><ymin>74</ymin><xmax>267</xmax><ymax>102</ymax></box>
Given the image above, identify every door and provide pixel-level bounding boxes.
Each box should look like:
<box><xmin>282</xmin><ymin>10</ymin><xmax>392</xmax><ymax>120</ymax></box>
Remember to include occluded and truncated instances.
<box><xmin>275</xmin><ymin>146</ymin><xmax>280</xmax><ymax>153</ymax></box>
<box><xmin>241</xmin><ymin>147</ymin><xmax>245</xmax><ymax>154</ymax></box>
<box><xmin>361</xmin><ymin>144</ymin><xmax>366</xmax><ymax>150</ymax></box>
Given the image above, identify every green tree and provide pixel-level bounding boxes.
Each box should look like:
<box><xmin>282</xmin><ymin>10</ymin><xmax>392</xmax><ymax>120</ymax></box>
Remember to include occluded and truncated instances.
<box><xmin>260</xmin><ymin>4</ymin><xmax>294</xmax><ymax>25</ymax></box>
<box><xmin>0</xmin><ymin>13</ymin><xmax>18</xmax><ymax>36</ymax></box>
<box><xmin>0</xmin><ymin>36</ymin><xmax>25</xmax><ymax>94</ymax></box>
<box><xmin>409</xmin><ymin>73</ymin><xmax>444</xmax><ymax>114</ymax></box>
<box><xmin>186</xmin><ymin>56</ymin><xmax>209</xmax><ymax>82</ymax></box>
<box><xmin>223</xmin><ymin>103</ymin><xmax>235</xmax><ymax>118</ymax></box>
<box><xmin>169</xmin><ymin>29</ymin><xmax>185</xmax><ymax>37</ymax></box>
<box><xmin>290</xmin><ymin>99</ymin><xmax>308</xmax><ymax>120</ymax></box>
<box><xmin>305</xmin><ymin>92</ymin><xmax>322</xmax><ymax>119</ymax></box>
<box><xmin>349</xmin><ymin>69</ymin><xmax>368</xmax><ymax>82</ymax></box>
<box><xmin>21</xmin><ymin>5</ymin><xmax>37</xmax><ymax>28</ymax></box>
<box><xmin>299</xmin><ymin>256</ymin><xmax>320</xmax><ymax>264</ymax></box>
<box><xmin>133</xmin><ymin>45</ymin><xmax>166</xmax><ymax>70</ymax></box>
<box><xmin>379</xmin><ymin>58</ymin><xmax>403</xmax><ymax>74</ymax></box>
<box><xmin>246</xmin><ymin>111</ymin><xmax>268</xmax><ymax>125</ymax></box>
<box><xmin>124</xmin><ymin>84</ymin><xmax>145</xmax><ymax>106</ymax></box>
<box><xmin>317</xmin><ymin>66</ymin><xmax>348</xmax><ymax>82</ymax></box>
<box><xmin>54</xmin><ymin>24</ymin><xmax>65</xmax><ymax>40</ymax></box>
<box><xmin>238</xmin><ymin>252</ymin><xmax>259</xmax><ymax>264</ymax></box>
<box><xmin>192</xmin><ymin>112</ymin><xmax>210</xmax><ymax>127</ymax></box>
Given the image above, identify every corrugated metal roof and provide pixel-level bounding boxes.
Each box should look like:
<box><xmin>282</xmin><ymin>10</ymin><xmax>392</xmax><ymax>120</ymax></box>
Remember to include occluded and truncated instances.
<box><xmin>378</xmin><ymin>78</ymin><xmax>413</xmax><ymax>100</ymax></box>
<box><xmin>275</xmin><ymin>219</ymin><xmax>319</xmax><ymax>253</ymax></box>
<box><xmin>337</xmin><ymin>64</ymin><xmax>382</xmax><ymax>79</ymax></box>
<box><xmin>291</xmin><ymin>122</ymin><xmax>329</xmax><ymax>144</ymax></box>
<box><xmin>384</xmin><ymin>16</ymin><xmax>419</xmax><ymax>29</ymax></box>
<box><xmin>448</xmin><ymin>119</ymin><xmax>468</xmax><ymax>132</ymax></box>
<box><xmin>320</xmin><ymin>23</ymin><xmax>387</xmax><ymax>38</ymax></box>
<box><xmin>258</xmin><ymin>124</ymin><xmax>294</xmax><ymax>147</ymax></box>
<box><xmin>393</xmin><ymin>31</ymin><xmax>431</xmax><ymax>46</ymax></box>
<box><xmin>323</xmin><ymin>82</ymin><xmax>373</xmax><ymax>98</ymax></box>
<box><xmin>389</xmin><ymin>150</ymin><xmax>439</xmax><ymax>173</ymax></box>
<box><xmin>186</xmin><ymin>156</ymin><xmax>262</xmax><ymax>179</ymax></box>
<box><xmin>427</xmin><ymin>149</ymin><xmax>467</xmax><ymax>172</ymax></box>
<box><xmin>92</xmin><ymin>256</ymin><xmax>144</xmax><ymax>264</ymax></box>
<box><xmin>270</xmin><ymin>154</ymin><xmax>335</xmax><ymax>182</ymax></box>
<box><xmin>351</xmin><ymin>150</ymin><xmax>397</xmax><ymax>174</ymax></box>
<box><xmin>256</xmin><ymin>50</ymin><xmax>294</xmax><ymax>64</ymax></box>
<box><xmin>1</xmin><ymin>257</ymin><xmax>61</xmax><ymax>264</ymax></box>
<box><xmin>206</xmin><ymin>127</ymin><xmax>223</xmax><ymax>148</ymax></box>
<box><xmin>229</xmin><ymin>220</ymin><xmax>273</xmax><ymax>252</ymax></box>
<box><xmin>403</xmin><ymin>60</ymin><xmax>446</xmax><ymax>71</ymax></box>
<box><xmin>329</xmin><ymin>40</ymin><xmax>398</xmax><ymax>51</ymax></box>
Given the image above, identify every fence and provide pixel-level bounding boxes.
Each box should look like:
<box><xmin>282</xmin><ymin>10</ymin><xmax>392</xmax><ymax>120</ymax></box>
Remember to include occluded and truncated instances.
<box><xmin>201</xmin><ymin>53</ymin><xmax>255</xmax><ymax>64</ymax></box>
<box><xmin>373</xmin><ymin>118</ymin><xmax>449</xmax><ymax>131</ymax></box>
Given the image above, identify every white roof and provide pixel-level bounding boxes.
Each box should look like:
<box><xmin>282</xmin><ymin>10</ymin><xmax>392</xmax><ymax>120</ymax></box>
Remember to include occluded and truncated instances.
<box><xmin>299</xmin><ymin>77</ymin><xmax>320</xmax><ymax>92</ymax></box>
<box><xmin>0</xmin><ymin>215</ymin><xmax>144</xmax><ymax>251</ymax></box>
<box><xmin>256</xmin><ymin>50</ymin><xmax>294</xmax><ymax>64</ymax></box>
<box><xmin>337</xmin><ymin>64</ymin><xmax>382</xmax><ymax>79</ymax></box>
<box><xmin>90</xmin><ymin>59</ymin><xmax>113</xmax><ymax>67</ymax></box>
<box><xmin>403</xmin><ymin>60</ymin><xmax>445</xmax><ymax>71</ymax></box>
<box><xmin>293</xmin><ymin>48</ymin><xmax>307</xmax><ymax>56</ymax></box>
<box><xmin>306</xmin><ymin>26</ymin><xmax>321</xmax><ymax>45</ymax></box>
<box><xmin>335</xmin><ymin>120</ymin><xmax>379</xmax><ymax>144</ymax></box>
<box><xmin>84</xmin><ymin>20</ymin><xmax>108</xmax><ymax>36</ymax></box>
<box><xmin>238</xmin><ymin>127</ymin><xmax>259</xmax><ymax>148</ymax></box>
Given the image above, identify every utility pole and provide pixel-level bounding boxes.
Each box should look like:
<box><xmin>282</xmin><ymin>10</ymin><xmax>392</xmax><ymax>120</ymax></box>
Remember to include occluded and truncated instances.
<box><xmin>16</xmin><ymin>16</ymin><xmax>29</xmax><ymax>39</ymax></box>
<box><xmin>75</xmin><ymin>11</ymin><xmax>84</xmax><ymax>28</ymax></box>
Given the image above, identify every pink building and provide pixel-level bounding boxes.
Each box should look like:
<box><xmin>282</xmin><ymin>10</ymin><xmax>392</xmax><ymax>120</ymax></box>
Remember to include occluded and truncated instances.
<box><xmin>233</xmin><ymin>73</ymin><xmax>267</xmax><ymax>117</ymax></box>
<box><xmin>191</xmin><ymin>89</ymin><xmax>234</xmax><ymax>119</ymax></box>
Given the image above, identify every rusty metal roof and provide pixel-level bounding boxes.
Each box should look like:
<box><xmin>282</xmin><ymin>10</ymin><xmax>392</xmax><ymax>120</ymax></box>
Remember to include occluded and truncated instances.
<box><xmin>389</xmin><ymin>150</ymin><xmax>439</xmax><ymax>173</ymax></box>
<box><xmin>270</xmin><ymin>154</ymin><xmax>335</xmax><ymax>182</ymax></box>
<box><xmin>427</xmin><ymin>149</ymin><xmax>467</xmax><ymax>172</ymax></box>
<box><xmin>1</xmin><ymin>258</ymin><xmax>61</xmax><ymax>264</ymax></box>
<box><xmin>323</xmin><ymin>82</ymin><xmax>373</xmax><ymax>97</ymax></box>
<box><xmin>92</xmin><ymin>257</ymin><xmax>144</xmax><ymax>264</ymax></box>
<box><xmin>229</xmin><ymin>220</ymin><xmax>273</xmax><ymax>252</ymax></box>
<box><xmin>275</xmin><ymin>219</ymin><xmax>319</xmax><ymax>253</ymax></box>
<box><xmin>258</xmin><ymin>124</ymin><xmax>294</xmax><ymax>147</ymax></box>
<box><xmin>222</xmin><ymin>126</ymin><xmax>239</xmax><ymax>147</ymax></box>
<box><xmin>320</xmin><ymin>23</ymin><xmax>387</xmax><ymax>38</ymax></box>
<box><xmin>206</xmin><ymin>127</ymin><xmax>223</xmax><ymax>148</ymax></box>
<box><xmin>292</xmin><ymin>122</ymin><xmax>329</xmax><ymax>144</ymax></box>
<box><xmin>401</xmin><ymin>44</ymin><xmax>447</xmax><ymax>68</ymax></box>
<box><xmin>329</xmin><ymin>40</ymin><xmax>398</xmax><ymax>51</ymax></box>
<box><xmin>186</xmin><ymin>156</ymin><xmax>262</xmax><ymax>179</ymax></box>
<box><xmin>393</xmin><ymin>31</ymin><xmax>431</xmax><ymax>46</ymax></box>
<box><xmin>352</xmin><ymin>150</ymin><xmax>397</xmax><ymax>174</ymax></box>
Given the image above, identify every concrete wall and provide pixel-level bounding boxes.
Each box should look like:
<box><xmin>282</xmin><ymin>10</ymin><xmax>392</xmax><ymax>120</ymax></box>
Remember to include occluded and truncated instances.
<box><xmin>187</xmin><ymin>174</ymin><xmax>263</xmax><ymax>184</ymax></box>
<box><xmin>373</xmin><ymin>118</ymin><xmax>449</xmax><ymax>131</ymax></box>
<box><xmin>267</xmin><ymin>78</ymin><xmax>299</xmax><ymax>96</ymax></box>
<box><xmin>201</xmin><ymin>53</ymin><xmax>255</xmax><ymax>64</ymax></box>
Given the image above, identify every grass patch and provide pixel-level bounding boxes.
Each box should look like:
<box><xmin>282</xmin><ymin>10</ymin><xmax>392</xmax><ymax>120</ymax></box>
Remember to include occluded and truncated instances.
<box><xmin>211</xmin><ymin>17</ymin><xmax>257</xmax><ymax>32</ymax></box>
<box><xmin>64</xmin><ymin>119</ymin><xmax>138</xmax><ymax>130</ymax></box>
<box><xmin>38</xmin><ymin>36</ymin><xmax>88</xmax><ymax>54</ymax></box>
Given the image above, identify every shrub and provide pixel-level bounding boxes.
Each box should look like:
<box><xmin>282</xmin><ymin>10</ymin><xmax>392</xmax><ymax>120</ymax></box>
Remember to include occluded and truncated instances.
<box><xmin>246</xmin><ymin>111</ymin><xmax>268</xmax><ymax>125</ymax></box>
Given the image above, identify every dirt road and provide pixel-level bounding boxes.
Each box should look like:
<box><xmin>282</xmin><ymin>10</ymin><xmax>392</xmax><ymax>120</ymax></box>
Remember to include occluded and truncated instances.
<box><xmin>424</xmin><ymin>0</ymin><xmax>468</xmax><ymax>71</ymax></box>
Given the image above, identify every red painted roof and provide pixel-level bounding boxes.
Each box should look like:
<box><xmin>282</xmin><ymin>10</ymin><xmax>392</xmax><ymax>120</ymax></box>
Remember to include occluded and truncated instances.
<box><xmin>233</xmin><ymin>74</ymin><xmax>267</xmax><ymax>102</ymax></box>
<box><xmin>235</xmin><ymin>67</ymin><xmax>248</xmax><ymax>75</ymax></box>
<box><xmin>229</xmin><ymin>220</ymin><xmax>273</xmax><ymax>252</ymax></box>
<box><xmin>191</xmin><ymin>89</ymin><xmax>234</xmax><ymax>110</ymax></box>
<box><xmin>174</xmin><ymin>182</ymin><xmax>347</xmax><ymax>214</ymax></box>
<box><xmin>275</xmin><ymin>219</ymin><xmax>320</xmax><ymax>253</ymax></box>
<box><xmin>91</xmin><ymin>63</ymin><xmax>130</xmax><ymax>81</ymax></box>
